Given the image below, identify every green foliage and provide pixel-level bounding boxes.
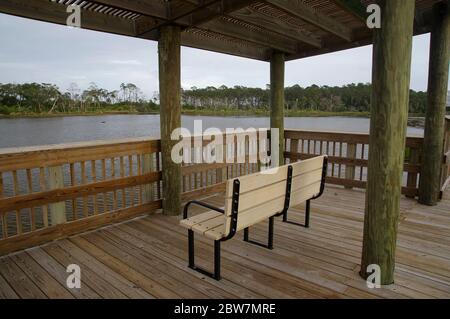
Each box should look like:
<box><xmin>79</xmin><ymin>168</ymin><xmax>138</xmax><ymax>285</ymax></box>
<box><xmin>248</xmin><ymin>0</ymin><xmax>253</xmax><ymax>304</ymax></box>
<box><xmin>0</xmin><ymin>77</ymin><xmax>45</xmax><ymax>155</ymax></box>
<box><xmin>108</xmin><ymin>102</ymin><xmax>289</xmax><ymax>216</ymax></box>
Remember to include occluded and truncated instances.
<box><xmin>0</xmin><ymin>82</ymin><xmax>427</xmax><ymax>116</ymax></box>
<box><xmin>182</xmin><ymin>83</ymin><xmax>427</xmax><ymax>114</ymax></box>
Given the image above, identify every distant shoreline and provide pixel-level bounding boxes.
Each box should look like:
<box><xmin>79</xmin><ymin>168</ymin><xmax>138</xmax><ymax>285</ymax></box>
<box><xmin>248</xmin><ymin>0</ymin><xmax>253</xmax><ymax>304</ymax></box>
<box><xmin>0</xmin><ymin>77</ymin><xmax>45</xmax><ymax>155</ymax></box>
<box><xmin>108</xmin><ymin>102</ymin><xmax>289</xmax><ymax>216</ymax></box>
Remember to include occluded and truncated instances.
<box><xmin>0</xmin><ymin>110</ymin><xmax>372</xmax><ymax>119</ymax></box>
<box><xmin>0</xmin><ymin>110</ymin><xmax>427</xmax><ymax>128</ymax></box>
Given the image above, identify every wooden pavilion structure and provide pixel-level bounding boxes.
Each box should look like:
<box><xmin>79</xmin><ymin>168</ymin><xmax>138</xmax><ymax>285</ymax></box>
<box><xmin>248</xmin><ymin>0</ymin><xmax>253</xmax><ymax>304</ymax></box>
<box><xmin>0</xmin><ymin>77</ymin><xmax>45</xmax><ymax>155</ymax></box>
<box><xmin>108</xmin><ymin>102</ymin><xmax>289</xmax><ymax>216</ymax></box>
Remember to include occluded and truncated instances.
<box><xmin>0</xmin><ymin>0</ymin><xmax>449</xmax><ymax>287</ymax></box>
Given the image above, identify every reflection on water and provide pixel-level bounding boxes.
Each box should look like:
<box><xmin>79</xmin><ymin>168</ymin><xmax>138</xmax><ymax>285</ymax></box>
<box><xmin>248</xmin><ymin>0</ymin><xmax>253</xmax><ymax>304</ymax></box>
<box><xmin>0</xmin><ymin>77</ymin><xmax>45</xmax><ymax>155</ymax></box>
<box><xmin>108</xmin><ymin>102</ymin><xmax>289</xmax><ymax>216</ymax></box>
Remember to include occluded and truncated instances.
<box><xmin>0</xmin><ymin>115</ymin><xmax>424</xmax><ymax>148</ymax></box>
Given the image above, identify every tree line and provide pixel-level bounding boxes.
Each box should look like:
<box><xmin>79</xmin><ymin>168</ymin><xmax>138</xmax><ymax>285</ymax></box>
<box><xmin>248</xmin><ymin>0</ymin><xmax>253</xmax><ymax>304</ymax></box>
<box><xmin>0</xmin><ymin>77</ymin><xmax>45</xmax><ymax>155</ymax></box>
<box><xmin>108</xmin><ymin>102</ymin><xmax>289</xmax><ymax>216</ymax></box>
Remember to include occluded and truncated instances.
<box><xmin>0</xmin><ymin>82</ymin><xmax>157</xmax><ymax>115</ymax></box>
<box><xmin>182</xmin><ymin>83</ymin><xmax>427</xmax><ymax>114</ymax></box>
<box><xmin>0</xmin><ymin>82</ymin><xmax>427</xmax><ymax>115</ymax></box>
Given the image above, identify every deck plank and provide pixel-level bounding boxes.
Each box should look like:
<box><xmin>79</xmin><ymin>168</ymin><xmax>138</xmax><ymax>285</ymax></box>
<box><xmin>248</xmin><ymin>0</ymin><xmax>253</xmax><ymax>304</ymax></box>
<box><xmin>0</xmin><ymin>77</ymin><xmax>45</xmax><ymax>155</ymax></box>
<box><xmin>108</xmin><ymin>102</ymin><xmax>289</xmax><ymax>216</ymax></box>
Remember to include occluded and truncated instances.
<box><xmin>27</xmin><ymin>248</ymin><xmax>100</xmax><ymax>299</ymax></box>
<box><xmin>0</xmin><ymin>256</ymin><xmax>46</xmax><ymax>298</ymax></box>
<box><xmin>1</xmin><ymin>185</ymin><xmax>449</xmax><ymax>299</ymax></box>
<box><xmin>10</xmin><ymin>252</ymin><xmax>74</xmax><ymax>299</ymax></box>
<box><xmin>40</xmin><ymin>243</ymin><xmax>126</xmax><ymax>299</ymax></box>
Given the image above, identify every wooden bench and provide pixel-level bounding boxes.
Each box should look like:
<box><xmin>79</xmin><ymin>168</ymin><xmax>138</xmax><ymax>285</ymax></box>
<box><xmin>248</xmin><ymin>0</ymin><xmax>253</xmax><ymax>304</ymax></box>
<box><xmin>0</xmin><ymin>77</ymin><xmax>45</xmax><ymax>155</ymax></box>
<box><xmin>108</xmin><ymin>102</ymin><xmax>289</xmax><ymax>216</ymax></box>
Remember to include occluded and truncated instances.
<box><xmin>180</xmin><ymin>155</ymin><xmax>328</xmax><ymax>280</ymax></box>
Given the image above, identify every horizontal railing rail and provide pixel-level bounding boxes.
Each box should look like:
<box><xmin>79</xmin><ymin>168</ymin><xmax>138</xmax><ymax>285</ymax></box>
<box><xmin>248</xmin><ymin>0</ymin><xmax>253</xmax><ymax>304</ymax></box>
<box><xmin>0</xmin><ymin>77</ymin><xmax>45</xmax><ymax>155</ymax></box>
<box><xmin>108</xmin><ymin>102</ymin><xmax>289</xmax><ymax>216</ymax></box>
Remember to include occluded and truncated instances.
<box><xmin>0</xmin><ymin>128</ymin><xmax>431</xmax><ymax>256</ymax></box>
<box><xmin>441</xmin><ymin>116</ymin><xmax>450</xmax><ymax>196</ymax></box>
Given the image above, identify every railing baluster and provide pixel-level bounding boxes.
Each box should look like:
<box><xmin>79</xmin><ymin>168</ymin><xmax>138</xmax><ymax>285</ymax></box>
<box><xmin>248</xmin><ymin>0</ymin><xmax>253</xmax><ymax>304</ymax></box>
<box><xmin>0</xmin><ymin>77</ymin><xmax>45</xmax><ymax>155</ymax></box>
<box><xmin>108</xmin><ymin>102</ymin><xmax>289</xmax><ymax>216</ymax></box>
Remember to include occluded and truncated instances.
<box><xmin>120</xmin><ymin>157</ymin><xmax>126</xmax><ymax>208</ymax></box>
<box><xmin>91</xmin><ymin>160</ymin><xmax>99</xmax><ymax>214</ymax></box>
<box><xmin>81</xmin><ymin>162</ymin><xmax>88</xmax><ymax>217</ymax></box>
<box><xmin>102</xmin><ymin>158</ymin><xmax>107</xmax><ymax>212</ymax></box>
<box><xmin>111</xmin><ymin>157</ymin><xmax>118</xmax><ymax>210</ymax></box>
<box><xmin>128</xmin><ymin>155</ymin><xmax>135</xmax><ymax>206</ymax></box>
<box><xmin>12</xmin><ymin>171</ymin><xmax>22</xmax><ymax>235</ymax></box>
<box><xmin>406</xmin><ymin>147</ymin><xmax>420</xmax><ymax>198</ymax></box>
<box><xmin>137</xmin><ymin>156</ymin><xmax>143</xmax><ymax>205</ymax></box>
<box><xmin>338</xmin><ymin>143</ymin><xmax>343</xmax><ymax>178</ymax></box>
<box><xmin>331</xmin><ymin>141</ymin><xmax>336</xmax><ymax>177</ymax></box>
<box><xmin>39</xmin><ymin>168</ymin><xmax>49</xmax><ymax>227</ymax></box>
<box><xmin>290</xmin><ymin>139</ymin><xmax>298</xmax><ymax>163</ymax></box>
<box><xmin>346</xmin><ymin>143</ymin><xmax>357</xmax><ymax>189</ymax></box>
<box><xmin>26</xmin><ymin>169</ymin><xmax>36</xmax><ymax>231</ymax></box>
<box><xmin>0</xmin><ymin>172</ymin><xmax>5</xmax><ymax>238</ymax></box>
<box><xmin>360</xmin><ymin>144</ymin><xmax>365</xmax><ymax>181</ymax></box>
<box><xmin>70</xmin><ymin>163</ymin><xmax>77</xmax><ymax>220</ymax></box>
<box><xmin>156</xmin><ymin>153</ymin><xmax>161</xmax><ymax>199</ymax></box>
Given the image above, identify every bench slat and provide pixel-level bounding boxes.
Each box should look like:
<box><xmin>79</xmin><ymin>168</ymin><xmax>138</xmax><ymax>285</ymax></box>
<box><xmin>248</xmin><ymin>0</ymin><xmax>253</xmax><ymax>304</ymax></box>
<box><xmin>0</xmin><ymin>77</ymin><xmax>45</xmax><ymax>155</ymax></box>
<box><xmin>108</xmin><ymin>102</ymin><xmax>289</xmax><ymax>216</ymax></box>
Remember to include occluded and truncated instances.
<box><xmin>191</xmin><ymin>215</ymin><xmax>225</xmax><ymax>234</ymax></box>
<box><xmin>180</xmin><ymin>210</ymin><xmax>223</xmax><ymax>230</ymax></box>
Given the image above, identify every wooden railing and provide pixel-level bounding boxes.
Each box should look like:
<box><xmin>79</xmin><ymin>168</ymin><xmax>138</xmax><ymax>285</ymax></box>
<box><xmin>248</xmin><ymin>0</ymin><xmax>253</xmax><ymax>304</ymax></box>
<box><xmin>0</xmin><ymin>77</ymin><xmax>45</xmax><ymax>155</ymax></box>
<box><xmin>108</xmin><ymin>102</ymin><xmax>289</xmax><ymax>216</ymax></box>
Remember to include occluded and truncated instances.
<box><xmin>284</xmin><ymin>130</ymin><xmax>423</xmax><ymax>197</ymax></box>
<box><xmin>0</xmin><ymin>128</ymin><xmax>433</xmax><ymax>256</ymax></box>
<box><xmin>0</xmin><ymin>131</ymin><xmax>268</xmax><ymax>255</ymax></box>
<box><xmin>0</xmin><ymin>137</ymin><xmax>163</xmax><ymax>255</ymax></box>
<box><xmin>441</xmin><ymin>116</ymin><xmax>450</xmax><ymax>195</ymax></box>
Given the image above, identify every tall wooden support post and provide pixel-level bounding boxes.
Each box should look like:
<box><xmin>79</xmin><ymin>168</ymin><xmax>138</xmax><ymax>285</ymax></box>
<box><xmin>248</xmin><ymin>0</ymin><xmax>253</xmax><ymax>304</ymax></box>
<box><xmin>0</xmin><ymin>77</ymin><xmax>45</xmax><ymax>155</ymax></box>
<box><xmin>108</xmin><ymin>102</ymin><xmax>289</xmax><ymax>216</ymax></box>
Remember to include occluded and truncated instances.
<box><xmin>419</xmin><ymin>2</ymin><xmax>450</xmax><ymax>206</ymax></box>
<box><xmin>360</xmin><ymin>1</ymin><xmax>415</xmax><ymax>285</ymax></box>
<box><xmin>159</xmin><ymin>25</ymin><xmax>182</xmax><ymax>216</ymax></box>
<box><xmin>270</xmin><ymin>52</ymin><xmax>285</xmax><ymax>166</ymax></box>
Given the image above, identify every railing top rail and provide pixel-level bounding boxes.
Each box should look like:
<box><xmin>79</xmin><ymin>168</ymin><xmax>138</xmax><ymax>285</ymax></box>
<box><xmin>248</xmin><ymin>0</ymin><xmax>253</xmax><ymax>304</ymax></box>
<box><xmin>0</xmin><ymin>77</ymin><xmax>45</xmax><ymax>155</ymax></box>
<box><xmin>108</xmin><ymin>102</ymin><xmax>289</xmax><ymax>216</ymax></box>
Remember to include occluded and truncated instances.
<box><xmin>0</xmin><ymin>136</ymin><xmax>161</xmax><ymax>155</ymax></box>
<box><xmin>0</xmin><ymin>137</ymin><xmax>161</xmax><ymax>172</ymax></box>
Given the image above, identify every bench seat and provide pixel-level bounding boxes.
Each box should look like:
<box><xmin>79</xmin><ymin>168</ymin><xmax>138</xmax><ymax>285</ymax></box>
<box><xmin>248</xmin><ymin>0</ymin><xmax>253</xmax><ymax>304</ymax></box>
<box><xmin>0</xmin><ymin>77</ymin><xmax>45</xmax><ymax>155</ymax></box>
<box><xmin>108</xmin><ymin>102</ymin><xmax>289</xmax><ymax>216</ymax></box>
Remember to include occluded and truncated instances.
<box><xmin>180</xmin><ymin>211</ymin><xmax>226</xmax><ymax>240</ymax></box>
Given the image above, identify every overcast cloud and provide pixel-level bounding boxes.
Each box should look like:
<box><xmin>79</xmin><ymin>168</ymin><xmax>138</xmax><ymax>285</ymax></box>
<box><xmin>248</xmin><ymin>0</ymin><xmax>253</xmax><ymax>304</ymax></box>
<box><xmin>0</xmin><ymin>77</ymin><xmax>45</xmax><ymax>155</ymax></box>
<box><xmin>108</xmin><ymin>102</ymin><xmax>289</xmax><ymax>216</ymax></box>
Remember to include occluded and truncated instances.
<box><xmin>0</xmin><ymin>13</ymin><xmax>435</xmax><ymax>99</ymax></box>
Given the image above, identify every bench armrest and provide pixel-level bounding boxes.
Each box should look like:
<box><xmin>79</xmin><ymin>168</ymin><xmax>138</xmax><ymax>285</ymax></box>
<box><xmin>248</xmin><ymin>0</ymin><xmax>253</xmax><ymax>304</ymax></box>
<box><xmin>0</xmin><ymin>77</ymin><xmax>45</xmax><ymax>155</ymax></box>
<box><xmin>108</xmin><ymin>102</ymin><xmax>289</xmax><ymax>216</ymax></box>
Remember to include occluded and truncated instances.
<box><xmin>183</xmin><ymin>201</ymin><xmax>225</xmax><ymax>219</ymax></box>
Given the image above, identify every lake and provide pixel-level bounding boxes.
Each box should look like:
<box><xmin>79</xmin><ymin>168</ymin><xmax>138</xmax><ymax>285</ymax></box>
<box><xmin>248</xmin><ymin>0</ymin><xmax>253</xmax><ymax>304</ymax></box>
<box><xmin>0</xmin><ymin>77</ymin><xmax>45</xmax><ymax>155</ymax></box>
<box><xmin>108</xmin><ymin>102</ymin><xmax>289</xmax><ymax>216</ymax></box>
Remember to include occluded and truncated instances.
<box><xmin>0</xmin><ymin>115</ymin><xmax>424</xmax><ymax>148</ymax></box>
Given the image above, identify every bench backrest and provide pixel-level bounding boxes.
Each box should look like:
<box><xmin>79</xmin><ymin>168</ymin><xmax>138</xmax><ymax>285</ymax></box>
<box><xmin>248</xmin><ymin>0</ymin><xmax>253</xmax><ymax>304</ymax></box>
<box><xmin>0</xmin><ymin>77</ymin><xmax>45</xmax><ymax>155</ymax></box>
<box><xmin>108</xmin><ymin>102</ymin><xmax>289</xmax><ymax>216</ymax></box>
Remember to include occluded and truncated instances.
<box><xmin>222</xmin><ymin>155</ymin><xmax>327</xmax><ymax>237</ymax></box>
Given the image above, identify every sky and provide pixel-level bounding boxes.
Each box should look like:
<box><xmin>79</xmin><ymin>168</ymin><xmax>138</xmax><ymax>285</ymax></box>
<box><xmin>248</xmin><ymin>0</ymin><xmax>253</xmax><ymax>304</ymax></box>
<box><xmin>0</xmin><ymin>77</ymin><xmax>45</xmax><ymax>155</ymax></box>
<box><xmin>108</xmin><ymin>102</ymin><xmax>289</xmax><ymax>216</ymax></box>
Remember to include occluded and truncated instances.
<box><xmin>0</xmin><ymin>12</ymin><xmax>435</xmax><ymax>100</ymax></box>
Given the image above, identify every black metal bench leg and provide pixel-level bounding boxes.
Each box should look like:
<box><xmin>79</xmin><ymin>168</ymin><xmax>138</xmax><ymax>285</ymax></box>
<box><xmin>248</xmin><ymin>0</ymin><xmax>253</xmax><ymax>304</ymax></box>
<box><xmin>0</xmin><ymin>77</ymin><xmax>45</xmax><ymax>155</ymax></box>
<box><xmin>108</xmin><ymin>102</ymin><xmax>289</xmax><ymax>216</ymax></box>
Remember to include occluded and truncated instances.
<box><xmin>268</xmin><ymin>217</ymin><xmax>274</xmax><ymax>249</ymax></box>
<box><xmin>188</xmin><ymin>230</ymin><xmax>195</xmax><ymax>268</ymax></box>
<box><xmin>243</xmin><ymin>218</ymin><xmax>274</xmax><ymax>250</ymax></box>
<box><xmin>214</xmin><ymin>240</ymin><xmax>221</xmax><ymax>280</ymax></box>
<box><xmin>283</xmin><ymin>210</ymin><xmax>288</xmax><ymax>222</ymax></box>
<box><xmin>283</xmin><ymin>200</ymin><xmax>311</xmax><ymax>228</ymax></box>
<box><xmin>187</xmin><ymin>230</ymin><xmax>222</xmax><ymax>280</ymax></box>
<box><xmin>244</xmin><ymin>228</ymin><xmax>249</xmax><ymax>242</ymax></box>
<box><xmin>305</xmin><ymin>200</ymin><xmax>311</xmax><ymax>228</ymax></box>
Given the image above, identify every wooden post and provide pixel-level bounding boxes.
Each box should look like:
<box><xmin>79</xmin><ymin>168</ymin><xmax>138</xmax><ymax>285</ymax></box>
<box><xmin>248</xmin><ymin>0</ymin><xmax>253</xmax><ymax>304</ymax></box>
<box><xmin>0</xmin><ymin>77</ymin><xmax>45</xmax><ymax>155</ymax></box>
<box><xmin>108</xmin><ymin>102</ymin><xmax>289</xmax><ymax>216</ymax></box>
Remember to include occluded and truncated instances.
<box><xmin>360</xmin><ymin>0</ymin><xmax>415</xmax><ymax>285</ymax></box>
<box><xmin>345</xmin><ymin>143</ymin><xmax>357</xmax><ymax>189</ymax></box>
<box><xmin>48</xmin><ymin>165</ymin><xmax>67</xmax><ymax>225</ymax></box>
<box><xmin>159</xmin><ymin>25</ymin><xmax>182</xmax><ymax>216</ymax></box>
<box><xmin>418</xmin><ymin>2</ymin><xmax>450</xmax><ymax>206</ymax></box>
<box><xmin>270</xmin><ymin>51</ymin><xmax>285</xmax><ymax>166</ymax></box>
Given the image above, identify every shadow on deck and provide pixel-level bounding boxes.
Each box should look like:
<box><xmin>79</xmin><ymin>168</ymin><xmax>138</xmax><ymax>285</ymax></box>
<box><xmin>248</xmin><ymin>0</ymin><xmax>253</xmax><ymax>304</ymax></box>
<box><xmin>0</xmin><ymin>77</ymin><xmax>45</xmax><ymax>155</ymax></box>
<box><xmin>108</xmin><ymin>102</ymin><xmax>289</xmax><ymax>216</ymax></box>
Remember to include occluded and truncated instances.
<box><xmin>1</xmin><ymin>186</ymin><xmax>450</xmax><ymax>299</ymax></box>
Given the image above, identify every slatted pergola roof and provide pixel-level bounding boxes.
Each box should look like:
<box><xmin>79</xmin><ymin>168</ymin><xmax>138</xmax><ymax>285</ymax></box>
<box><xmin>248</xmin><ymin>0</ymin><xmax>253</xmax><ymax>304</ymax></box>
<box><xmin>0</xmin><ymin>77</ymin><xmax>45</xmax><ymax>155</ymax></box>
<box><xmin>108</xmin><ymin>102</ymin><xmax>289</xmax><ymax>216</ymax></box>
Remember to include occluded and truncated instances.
<box><xmin>0</xmin><ymin>0</ymin><xmax>440</xmax><ymax>61</ymax></box>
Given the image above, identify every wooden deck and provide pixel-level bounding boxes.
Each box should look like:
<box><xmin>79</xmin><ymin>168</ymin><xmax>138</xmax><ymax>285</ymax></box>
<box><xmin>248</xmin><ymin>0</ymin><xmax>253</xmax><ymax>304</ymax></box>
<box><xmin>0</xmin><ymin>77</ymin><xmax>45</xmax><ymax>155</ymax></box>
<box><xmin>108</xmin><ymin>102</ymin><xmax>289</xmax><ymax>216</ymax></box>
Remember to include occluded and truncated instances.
<box><xmin>1</xmin><ymin>185</ymin><xmax>450</xmax><ymax>299</ymax></box>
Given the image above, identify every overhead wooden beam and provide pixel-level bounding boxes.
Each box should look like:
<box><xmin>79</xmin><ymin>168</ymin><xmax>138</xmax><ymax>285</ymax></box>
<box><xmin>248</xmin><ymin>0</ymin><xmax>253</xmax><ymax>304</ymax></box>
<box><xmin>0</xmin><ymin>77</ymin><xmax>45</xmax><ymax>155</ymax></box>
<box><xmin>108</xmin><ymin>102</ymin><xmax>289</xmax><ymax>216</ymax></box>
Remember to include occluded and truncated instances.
<box><xmin>333</xmin><ymin>0</ymin><xmax>367</xmax><ymax>23</ymax></box>
<box><xmin>137</xmin><ymin>0</ymin><xmax>221</xmax><ymax>36</ymax></box>
<box><xmin>181</xmin><ymin>29</ymin><xmax>271</xmax><ymax>61</ymax></box>
<box><xmin>185</xmin><ymin>0</ymin><xmax>258</xmax><ymax>26</ymax></box>
<box><xmin>0</xmin><ymin>0</ymin><xmax>139</xmax><ymax>38</ymax></box>
<box><xmin>286</xmin><ymin>27</ymin><xmax>373</xmax><ymax>61</ymax></box>
<box><xmin>200</xmin><ymin>18</ymin><xmax>300</xmax><ymax>54</ymax></box>
<box><xmin>230</xmin><ymin>7</ymin><xmax>322</xmax><ymax>48</ymax></box>
<box><xmin>88</xmin><ymin>0</ymin><xmax>168</xmax><ymax>19</ymax></box>
<box><xmin>265</xmin><ymin>0</ymin><xmax>353</xmax><ymax>42</ymax></box>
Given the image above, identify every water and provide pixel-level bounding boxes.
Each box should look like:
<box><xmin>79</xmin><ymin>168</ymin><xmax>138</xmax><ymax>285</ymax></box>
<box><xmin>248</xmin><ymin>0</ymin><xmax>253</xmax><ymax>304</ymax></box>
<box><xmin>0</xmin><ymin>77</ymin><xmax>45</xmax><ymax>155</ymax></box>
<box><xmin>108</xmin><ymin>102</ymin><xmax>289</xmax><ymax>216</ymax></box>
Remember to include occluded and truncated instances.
<box><xmin>0</xmin><ymin>115</ymin><xmax>424</xmax><ymax>148</ymax></box>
